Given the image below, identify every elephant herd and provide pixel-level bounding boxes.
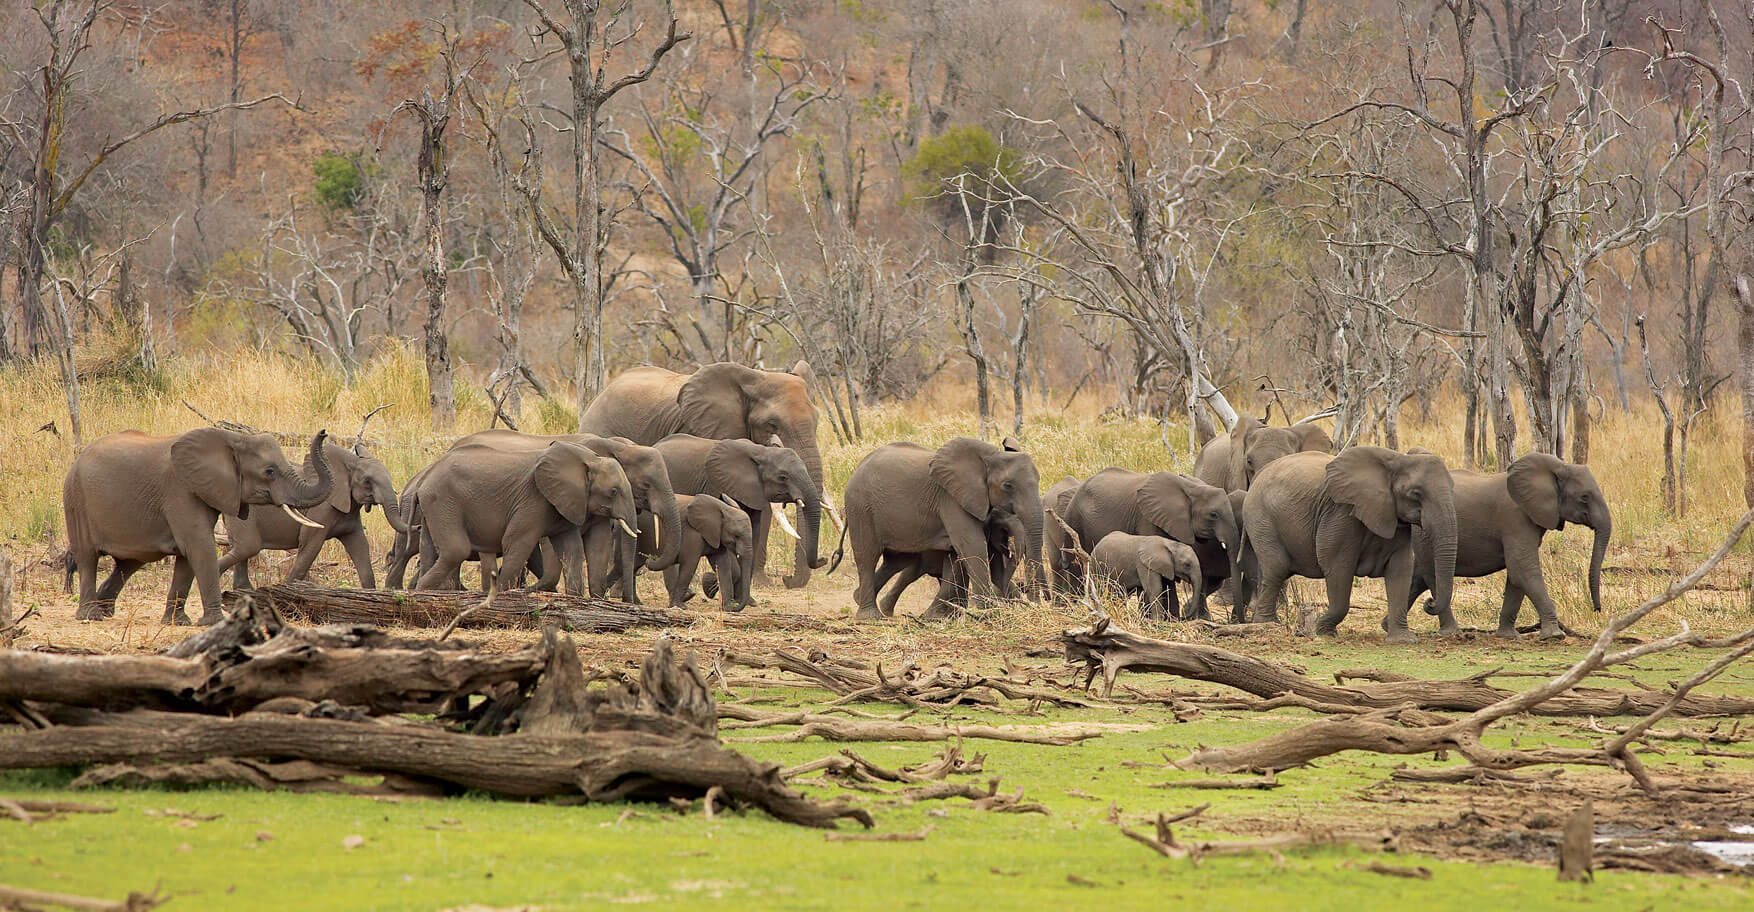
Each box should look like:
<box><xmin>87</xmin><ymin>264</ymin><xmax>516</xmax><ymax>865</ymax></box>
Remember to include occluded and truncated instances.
<box><xmin>56</xmin><ymin>362</ymin><xmax>1612</xmax><ymax>644</ymax></box>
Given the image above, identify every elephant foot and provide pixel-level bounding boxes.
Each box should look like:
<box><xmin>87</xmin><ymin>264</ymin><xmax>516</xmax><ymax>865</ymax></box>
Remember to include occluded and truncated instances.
<box><xmin>75</xmin><ymin>605</ymin><xmax>106</xmax><ymax>622</ymax></box>
<box><xmin>1421</xmin><ymin>597</ymin><xmax>1440</xmax><ymax>616</ymax></box>
<box><xmin>165</xmin><ymin>610</ymin><xmax>195</xmax><ymax>627</ymax></box>
<box><xmin>919</xmin><ymin>603</ymin><xmax>960</xmax><ymax>623</ymax></box>
<box><xmin>1537</xmin><ymin>624</ymin><xmax>1567</xmax><ymax>642</ymax></box>
<box><xmin>1438</xmin><ymin>623</ymin><xmax>1464</xmax><ymax>637</ymax></box>
<box><xmin>854</xmin><ymin>604</ymin><xmax>886</xmax><ymax>621</ymax></box>
<box><xmin>1313</xmin><ymin>624</ymin><xmax>1340</xmax><ymax>638</ymax></box>
<box><xmin>1383</xmin><ymin>628</ymin><xmax>1419</xmax><ymax>645</ymax></box>
<box><xmin>783</xmin><ymin>574</ymin><xmax>809</xmax><ymax>589</ymax></box>
<box><xmin>1492</xmin><ymin>626</ymin><xmax>1521</xmax><ymax>640</ymax></box>
<box><xmin>1252</xmin><ymin>609</ymin><xmax>1281</xmax><ymax>624</ymax></box>
<box><xmin>702</xmin><ymin>573</ymin><xmax>719</xmax><ymax>598</ymax></box>
<box><xmin>198</xmin><ymin>609</ymin><xmax>225</xmax><ymax>626</ymax></box>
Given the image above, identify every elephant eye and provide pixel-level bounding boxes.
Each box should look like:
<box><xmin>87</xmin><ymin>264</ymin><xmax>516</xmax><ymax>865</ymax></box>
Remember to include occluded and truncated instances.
<box><xmin>265</xmin><ymin>466</ymin><xmax>276</xmax><ymax>477</ymax></box>
<box><xmin>1002</xmin><ymin>481</ymin><xmax>1015</xmax><ymax>491</ymax></box>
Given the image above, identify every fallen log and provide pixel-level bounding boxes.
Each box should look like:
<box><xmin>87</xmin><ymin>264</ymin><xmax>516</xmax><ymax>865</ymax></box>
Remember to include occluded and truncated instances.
<box><xmin>221</xmin><ymin>581</ymin><xmax>696</xmax><ymax>633</ymax></box>
<box><xmin>0</xmin><ymin>884</ymin><xmax>164</xmax><ymax>912</ymax></box>
<box><xmin>70</xmin><ymin>758</ymin><xmax>449</xmax><ymax>797</ymax></box>
<box><xmin>718</xmin><ymin>705</ymin><xmax>1147</xmax><ymax>745</ymax></box>
<box><xmin>720</xmin><ymin>648</ymin><xmax>1102</xmax><ymax>709</ymax></box>
<box><xmin>1061</xmin><ymin>619</ymin><xmax>1754</xmax><ymax>717</ymax></box>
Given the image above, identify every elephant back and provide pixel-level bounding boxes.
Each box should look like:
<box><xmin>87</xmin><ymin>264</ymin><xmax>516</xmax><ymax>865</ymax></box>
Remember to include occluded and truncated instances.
<box><xmin>1065</xmin><ymin>467</ymin><xmax>1146</xmax><ymax>551</ymax></box>
<box><xmin>578</xmin><ymin>366</ymin><xmax>689</xmax><ymax>442</ymax></box>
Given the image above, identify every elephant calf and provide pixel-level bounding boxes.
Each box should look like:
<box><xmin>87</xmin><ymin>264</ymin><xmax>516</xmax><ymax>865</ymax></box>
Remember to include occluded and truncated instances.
<box><xmin>868</xmin><ymin>508</ymin><xmax>1027</xmax><ymax>620</ymax></box>
<box><xmin>1410</xmin><ymin>451</ymin><xmax>1611</xmax><ymax>640</ymax></box>
<box><xmin>641</xmin><ymin>493</ymin><xmax>754</xmax><ymax>612</ymax></box>
<box><xmin>1088</xmin><ymin>532</ymin><xmax>1204</xmax><ymax>621</ymax></box>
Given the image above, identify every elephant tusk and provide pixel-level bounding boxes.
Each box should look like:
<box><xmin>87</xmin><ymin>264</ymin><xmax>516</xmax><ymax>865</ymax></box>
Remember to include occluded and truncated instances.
<box><xmin>650</xmin><ymin>515</ymin><xmax>661</xmax><ymax>553</ymax></box>
<box><xmin>617</xmin><ymin>519</ymin><xmax>639</xmax><ymax>539</ymax></box>
<box><xmin>771</xmin><ymin>505</ymin><xmax>802</xmax><ymax>540</ymax></box>
<box><xmin>282</xmin><ymin>504</ymin><xmax>324</xmax><ymax>529</ymax></box>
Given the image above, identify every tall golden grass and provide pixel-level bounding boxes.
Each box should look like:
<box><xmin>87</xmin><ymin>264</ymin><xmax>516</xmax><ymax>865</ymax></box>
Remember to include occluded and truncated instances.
<box><xmin>2</xmin><ymin>340</ymin><xmax>1746</xmax><ymax>632</ymax></box>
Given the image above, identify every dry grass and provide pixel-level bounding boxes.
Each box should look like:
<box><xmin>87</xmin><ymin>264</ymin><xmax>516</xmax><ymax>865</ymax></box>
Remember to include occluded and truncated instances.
<box><xmin>1</xmin><ymin>341</ymin><xmax>1749</xmax><ymax>654</ymax></box>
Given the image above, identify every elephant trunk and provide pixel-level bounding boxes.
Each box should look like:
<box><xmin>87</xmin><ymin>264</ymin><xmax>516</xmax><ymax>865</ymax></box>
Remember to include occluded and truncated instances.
<box><xmin>648</xmin><ymin>482</ymin><xmax>684</xmax><ymax>572</ymax></box>
<box><xmin>1023</xmin><ymin>504</ymin><xmax>1046</xmax><ymax>595</ymax></box>
<box><xmin>1219</xmin><ymin>511</ymin><xmax>1242</xmax><ymax>587</ymax></box>
<box><xmin>1424</xmin><ymin>499</ymin><xmax>1459</xmax><ymax>623</ymax></box>
<box><xmin>1588</xmin><ymin>503</ymin><xmax>1612</xmax><ymax>614</ymax></box>
<box><xmin>783</xmin><ymin>487</ymin><xmax>824</xmax><ymax>588</ymax></box>
<box><xmin>374</xmin><ymin>477</ymin><xmax>411</xmax><ymax>534</ymax></box>
<box><xmin>286</xmin><ymin>433</ymin><xmax>334</xmax><ymax>508</ymax></box>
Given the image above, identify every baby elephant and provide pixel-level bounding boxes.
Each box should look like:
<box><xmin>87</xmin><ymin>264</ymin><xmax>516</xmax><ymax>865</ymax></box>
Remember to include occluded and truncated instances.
<box><xmin>647</xmin><ymin>493</ymin><xmax>754</xmax><ymax>612</ymax></box>
<box><xmin>1088</xmin><ymin>532</ymin><xmax>1204</xmax><ymax>621</ymax></box>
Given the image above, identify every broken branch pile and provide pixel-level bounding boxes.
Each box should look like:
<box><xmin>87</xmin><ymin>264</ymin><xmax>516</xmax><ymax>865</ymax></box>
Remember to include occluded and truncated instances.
<box><xmin>720</xmin><ymin>647</ymin><xmax>1104</xmax><ymax>709</ymax></box>
<box><xmin>220</xmin><ymin>581</ymin><xmax>695</xmax><ymax>633</ymax></box>
<box><xmin>0</xmin><ymin>596</ymin><xmax>869</xmax><ymax>828</ymax></box>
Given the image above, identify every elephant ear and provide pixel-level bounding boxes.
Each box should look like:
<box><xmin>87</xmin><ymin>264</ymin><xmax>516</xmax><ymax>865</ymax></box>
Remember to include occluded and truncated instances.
<box><xmin>171</xmin><ymin>427</ymin><xmax>243</xmax><ymax>516</ymax></box>
<box><xmin>676</xmin><ymin>363</ymin><xmax>753</xmax><ymax>439</ymax></box>
<box><xmin>1325</xmin><ymin>448</ymin><xmax>1398</xmax><ymax>539</ymax></box>
<box><xmin>687</xmin><ymin>497</ymin><xmax>724</xmax><ymax>550</ymax></box>
<box><xmin>1228</xmin><ymin>415</ymin><xmax>1262</xmax><ymax>487</ymax></box>
<box><xmin>930</xmin><ymin>437</ymin><xmax>996</xmax><ymax>519</ymax></box>
<box><xmin>1137</xmin><ymin>474</ymin><xmax>1195</xmax><ymax>542</ymax></box>
<box><xmin>534</xmin><ymin>443</ymin><xmax>596</xmax><ymax>525</ymax></box>
<box><xmin>1507</xmin><ymin>453</ymin><xmax>1564</xmax><ymax>531</ymax></box>
<box><xmin>1293</xmin><ymin>422</ymin><xmax>1333</xmax><ymax>453</ymax></box>
<box><xmin>706</xmin><ymin>440</ymin><xmax>767</xmax><ymax>508</ymax></box>
<box><xmin>325</xmin><ymin>445</ymin><xmax>355</xmax><ymax>514</ymax></box>
<box><xmin>1000</xmin><ymin>436</ymin><xmax>1024</xmax><ymax>452</ymax></box>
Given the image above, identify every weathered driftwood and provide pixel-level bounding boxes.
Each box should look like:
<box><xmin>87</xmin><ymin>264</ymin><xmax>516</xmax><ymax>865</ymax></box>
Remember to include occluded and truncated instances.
<box><xmin>720</xmin><ymin>648</ymin><xmax>1102</xmax><ymax>709</ymax></box>
<box><xmin>718</xmin><ymin>704</ymin><xmax>1148</xmax><ymax>744</ymax></box>
<box><xmin>0</xmin><ymin>884</ymin><xmax>165</xmax><ymax>912</ymax></box>
<box><xmin>71</xmin><ymin>758</ymin><xmax>448</xmax><ymax>797</ymax></box>
<box><xmin>1061</xmin><ymin>618</ymin><xmax>1754</xmax><ymax>717</ymax></box>
<box><xmin>221</xmin><ymin>581</ymin><xmax>696</xmax><ymax>633</ymax></box>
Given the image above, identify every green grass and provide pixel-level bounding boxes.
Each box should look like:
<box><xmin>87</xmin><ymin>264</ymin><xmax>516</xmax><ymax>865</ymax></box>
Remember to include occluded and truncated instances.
<box><xmin>6</xmin><ymin>638</ymin><xmax>1754</xmax><ymax>910</ymax></box>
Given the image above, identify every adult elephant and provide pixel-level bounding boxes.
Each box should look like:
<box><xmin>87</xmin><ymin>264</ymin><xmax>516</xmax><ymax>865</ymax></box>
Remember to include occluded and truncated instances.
<box><xmin>842</xmin><ymin>438</ymin><xmax>1044</xmax><ymax>621</ymax></box>
<box><xmin>654</xmin><ymin>434</ymin><xmax>822</xmax><ymax>590</ymax></box>
<box><xmin>449</xmin><ymin>429</ymin><xmax>684</xmax><ymax>601</ymax></box>
<box><xmin>412</xmin><ymin>441</ymin><xmax>637</xmax><ymax>593</ymax></box>
<box><xmin>1193</xmin><ymin>415</ymin><xmax>1332</xmax><ymax>491</ymax></box>
<box><xmin>578</xmin><ymin>362</ymin><xmax>825</xmax><ymax>587</ymax></box>
<box><xmin>1241</xmin><ymin>447</ymin><xmax>1458</xmax><ymax>643</ymax></box>
<box><xmin>1063</xmin><ymin>469</ymin><xmax>1239</xmax><ymax>619</ymax></box>
<box><xmin>1410</xmin><ymin>451</ymin><xmax>1611</xmax><ymax>640</ymax></box>
<box><xmin>213</xmin><ymin>442</ymin><xmax>409</xmax><ymax>590</ymax></box>
<box><xmin>1042</xmin><ymin>475</ymin><xmax>1084</xmax><ymax>596</ymax></box>
<box><xmin>64</xmin><ymin>428</ymin><xmax>333</xmax><ymax>625</ymax></box>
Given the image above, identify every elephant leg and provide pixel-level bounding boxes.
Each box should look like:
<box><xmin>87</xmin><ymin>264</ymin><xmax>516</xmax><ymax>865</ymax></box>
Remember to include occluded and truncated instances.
<box><xmin>385</xmin><ymin>530</ymin><xmax>412</xmax><ymax>589</ymax></box>
<box><xmin>339</xmin><ymin>530</ymin><xmax>375</xmax><ymax>589</ymax></box>
<box><xmin>1507</xmin><ymin>548</ymin><xmax>1564</xmax><ymax>640</ymax></box>
<box><xmin>73</xmin><ymin>548</ymin><xmax>102</xmax><ymax>621</ymax></box>
<box><xmin>581</xmin><ymin>524</ymin><xmax>611</xmax><ymax>594</ymax></box>
<box><xmin>1496</xmin><ymin>580</ymin><xmax>1529</xmax><ymax>639</ymax></box>
<box><xmin>941</xmin><ymin>510</ymin><xmax>997</xmax><ymax>606</ymax></box>
<box><xmin>667</xmin><ymin>537</ymin><xmax>705</xmax><ymax>609</ymax></box>
<box><xmin>171</xmin><ymin>525</ymin><xmax>226</xmax><ymax>626</ymax></box>
<box><xmin>554</xmin><ymin>531</ymin><xmax>586</xmax><ymax>597</ymax></box>
<box><xmin>282</xmin><ymin>527</ymin><xmax>329</xmax><ymax>584</ymax></box>
<box><xmin>415</xmin><ymin>524</ymin><xmax>467</xmax><ymax>592</ymax></box>
<box><xmin>616</xmin><ymin>522</ymin><xmax>641</xmax><ymax>604</ymax></box>
<box><xmin>751</xmin><ymin>507</ymin><xmax>774</xmax><ymax>587</ymax></box>
<box><xmin>1141</xmin><ymin>573</ymin><xmax>1167</xmax><ymax>622</ymax></box>
<box><xmin>1380</xmin><ymin>547</ymin><xmax>1418</xmax><ymax>644</ymax></box>
<box><xmin>1164</xmin><ymin>576</ymin><xmax>1181</xmax><ymax>621</ymax></box>
<box><xmin>585</xmin><ymin>523</ymin><xmax>614</xmax><ymax>598</ymax></box>
<box><xmin>493</xmin><ymin>529</ymin><xmax>543</xmax><ymax>592</ymax></box>
<box><xmin>93</xmin><ymin>558</ymin><xmax>143</xmax><ymax>619</ymax></box>
<box><xmin>1244</xmin><ymin>529</ymin><xmax>1289</xmax><ymax>626</ymax></box>
<box><xmin>1315</xmin><ymin>555</ymin><xmax>1358</xmax><ymax>638</ymax></box>
<box><xmin>876</xmin><ymin>555</ymin><xmax>923</xmax><ymax>618</ymax></box>
<box><xmin>849</xmin><ymin>522</ymin><xmax>884</xmax><ymax>621</ymax></box>
<box><xmin>162</xmin><ymin>557</ymin><xmax>194</xmax><ymax>626</ymax></box>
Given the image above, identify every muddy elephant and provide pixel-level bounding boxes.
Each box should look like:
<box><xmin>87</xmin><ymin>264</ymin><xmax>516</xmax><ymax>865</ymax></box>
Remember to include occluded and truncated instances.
<box><xmin>654</xmin><ymin>434</ymin><xmax>823</xmax><ymax>592</ymax></box>
<box><xmin>1043</xmin><ymin>475</ymin><xmax>1084</xmax><ymax>595</ymax></box>
<box><xmin>866</xmin><ymin>508</ymin><xmax>1028</xmax><ymax>620</ymax></box>
<box><xmin>1062</xmin><ymin>469</ymin><xmax>1240</xmax><ymax>619</ymax></box>
<box><xmin>1410</xmin><ymin>451</ymin><xmax>1611</xmax><ymax>640</ymax></box>
<box><xmin>578</xmin><ymin>362</ymin><xmax>826</xmax><ymax>587</ymax></box>
<box><xmin>443</xmin><ymin>429</ymin><xmax>684</xmax><ymax>602</ymax></box>
<box><xmin>412</xmin><ymin>441</ymin><xmax>637</xmax><ymax>593</ymax></box>
<box><xmin>203</xmin><ymin>442</ymin><xmax>408</xmax><ymax>594</ymax></box>
<box><xmin>1193</xmin><ymin>415</ymin><xmax>1332</xmax><ymax>491</ymax></box>
<box><xmin>1241</xmin><ymin>447</ymin><xmax>1458</xmax><ymax>643</ymax></box>
<box><xmin>638</xmin><ymin>493</ymin><xmax>754</xmax><ymax>612</ymax></box>
<box><xmin>63</xmin><ymin>428</ymin><xmax>333</xmax><ymax>625</ymax></box>
<box><xmin>1088</xmin><ymin>531</ymin><xmax>1204</xmax><ymax>621</ymax></box>
<box><xmin>842</xmin><ymin>438</ymin><xmax>1044</xmax><ymax>621</ymax></box>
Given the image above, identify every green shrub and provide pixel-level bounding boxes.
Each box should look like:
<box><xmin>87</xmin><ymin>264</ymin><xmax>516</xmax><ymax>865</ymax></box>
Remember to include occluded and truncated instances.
<box><xmin>312</xmin><ymin>153</ymin><xmax>368</xmax><ymax>213</ymax></box>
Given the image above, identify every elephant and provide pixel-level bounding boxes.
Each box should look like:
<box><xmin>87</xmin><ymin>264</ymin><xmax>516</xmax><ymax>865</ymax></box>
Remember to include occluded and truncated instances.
<box><xmin>412</xmin><ymin>441</ymin><xmax>638</xmax><ymax>593</ymax></box>
<box><xmin>445</xmin><ymin>429</ymin><xmax>684</xmax><ymax>602</ymax></box>
<box><xmin>1193</xmin><ymin>414</ymin><xmax>1332</xmax><ymax>491</ymax></box>
<box><xmin>1088</xmin><ymin>531</ymin><xmax>1204</xmax><ymax>621</ymax></box>
<box><xmin>638</xmin><ymin>493</ymin><xmax>754</xmax><ymax>612</ymax></box>
<box><xmin>1240</xmin><ymin>447</ymin><xmax>1458</xmax><ymax>643</ymax></box>
<box><xmin>654</xmin><ymin>434</ymin><xmax>823</xmax><ymax>593</ymax></box>
<box><xmin>1043</xmin><ymin>475</ymin><xmax>1084</xmax><ymax>595</ymax></box>
<box><xmin>841</xmin><ymin>437</ymin><xmax>1044</xmax><ymax>621</ymax></box>
<box><xmin>63</xmin><ymin>428</ymin><xmax>333</xmax><ymax>625</ymax></box>
<box><xmin>194</xmin><ymin>443</ymin><xmax>408</xmax><ymax>596</ymax></box>
<box><xmin>383</xmin><ymin>462</ymin><xmax>435</xmax><ymax>590</ymax></box>
<box><xmin>866</xmin><ymin>508</ymin><xmax>1028</xmax><ymax>620</ymax></box>
<box><xmin>1409</xmin><ymin>451</ymin><xmax>1611</xmax><ymax>640</ymax></box>
<box><xmin>1062</xmin><ymin>468</ymin><xmax>1240</xmax><ymax>619</ymax></box>
<box><xmin>578</xmin><ymin>362</ymin><xmax>827</xmax><ymax>587</ymax></box>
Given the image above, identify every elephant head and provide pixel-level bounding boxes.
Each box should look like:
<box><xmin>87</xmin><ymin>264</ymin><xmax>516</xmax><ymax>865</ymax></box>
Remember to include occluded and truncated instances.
<box><xmin>581</xmin><ymin>436</ymin><xmax>683</xmax><ymax>573</ymax></box>
<box><xmin>706</xmin><ymin>437</ymin><xmax>823</xmax><ymax>585</ymax></box>
<box><xmin>331</xmin><ymin>443</ymin><xmax>411</xmax><ymax>534</ymax></box>
<box><xmin>171</xmin><ymin>428</ymin><xmax>333</xmax><ymax>522</ymax></box>
<box><xmin>1508</xmin><ymin>452</ymin><xmax>1611</xmax><ymax>613</ymax></box>
<box><xmin>1136</xmin><ymin>473</ymin><xmax>1240</xmax><ymax>578</ymax></box>
<box><xmin>929</xmin><ymin>437</ymin><xmax>1045</xmax><ymax>596</ymax></box>
<box><xmin>677</xmin><ymin>362</ymin><xmax>822</xmax><ymax>487</ymax></box>
<box><xmin>1228</xmin><ymin>415</ymin><xmax>1333</xmax><ymax>489</ymax></box>
<box><xmin>1327</xmin><ymin>447</ymin><xmax>1458</xmax><ymax>619</ymax></box>
<box><xmin>534</xmin><ymin>442</ymin><xmax>639</xmax><ymax>539</ymax></box>
<box><xmin>688</xmin><ymin>493</ymin><xmax>755</xmax><ymax>611</ymax></box>
<box><xmin>1138</xmin><ymin>537</ymin><xmax>1204</xmax><ymax>620</ymax></box>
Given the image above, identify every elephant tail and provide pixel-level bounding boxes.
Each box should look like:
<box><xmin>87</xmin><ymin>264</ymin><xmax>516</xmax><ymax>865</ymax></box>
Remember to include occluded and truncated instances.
<box><xmin>826</xmin><ymin>518</ymin><xmax>850</xmax><ymax>574</ymax></box>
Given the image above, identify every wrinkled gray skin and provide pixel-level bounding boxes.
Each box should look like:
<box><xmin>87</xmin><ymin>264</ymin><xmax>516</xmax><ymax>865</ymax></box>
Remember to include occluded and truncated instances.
<box><xmin>644</xmin><ymin>493</ymin><xmax>754</xmax><ymax>612</ymax></box>
<box><xmin>1241</xmin><ymin>447</ymin><xmax>1459</xmax><ymax>643</ymax></box>
<box><xmin>1088</xmin><ymin>531</ymin><xmax>1204</xmax><ymax>621</ymax></box>
<box><xmin>1409</xmin><ymin>451</ymin><xmax>1611</xmax><ymax>640</ymax></box>
<box><xmin>412</xmin><ymin>441</ymin><xmax>637</xmax><ymax>593</ymax></box>
<box><xmin>168</xmin><ymin>444</ymin><xmax>406</xmax><ymax>611</ymax></box>
<box><xmin>1193</xmin><ymin>415</ymin><xmax>1333</xmax><ymax>491</ymax></box>
<box><xmin>869</xmin><ymin>509</ymin><xmax>1027</xmax><ymax>620</ymax></box>
<box><xmin>1042</xmin><ymin>476</ymin><xmax>1084</xmax><ymax>596</ymax></box>
<box><xmin>446</xmin><ymin>430</ymin><xmax>684</xmax><ymax>603</ymax></box>
<box><xmin>579</xmin><ymin>362</ymin><xmax>824</xmax><ymax>587</ymax></box>
<box><xmin>1063</xmin><ymin>468</ymin><xmax>1240</xmax><ymax>620</ymax></box>
<box><xmin>63</xmin><ymin>428</ymin><xmax>333</xmax><ymax>625</ymax></box>
<box><xmin>842</xmin><ymin>438</ymin><xmax>1044</xmax><ymax>621</ymax></box>
<box><xmin>383</xmin><ymin>462</ymin><xmax>434</xmax><ymax>590</ymax></box>
<box><xmin>655</xmin><ymin>434</ymin><xmax>823</xmax><ymax>595</ymax></box>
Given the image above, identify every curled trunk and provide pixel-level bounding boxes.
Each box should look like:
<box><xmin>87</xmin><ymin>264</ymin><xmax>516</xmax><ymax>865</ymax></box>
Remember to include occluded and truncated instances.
<box><xmin>287</xmin><ymin>433</ymin><xmax>334</xmax><ymax>508</ymax></box>
<box><xmin>373</xmin><ymin>477</ymin><xmax>411</xmax><ymax>534</ymax></box>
